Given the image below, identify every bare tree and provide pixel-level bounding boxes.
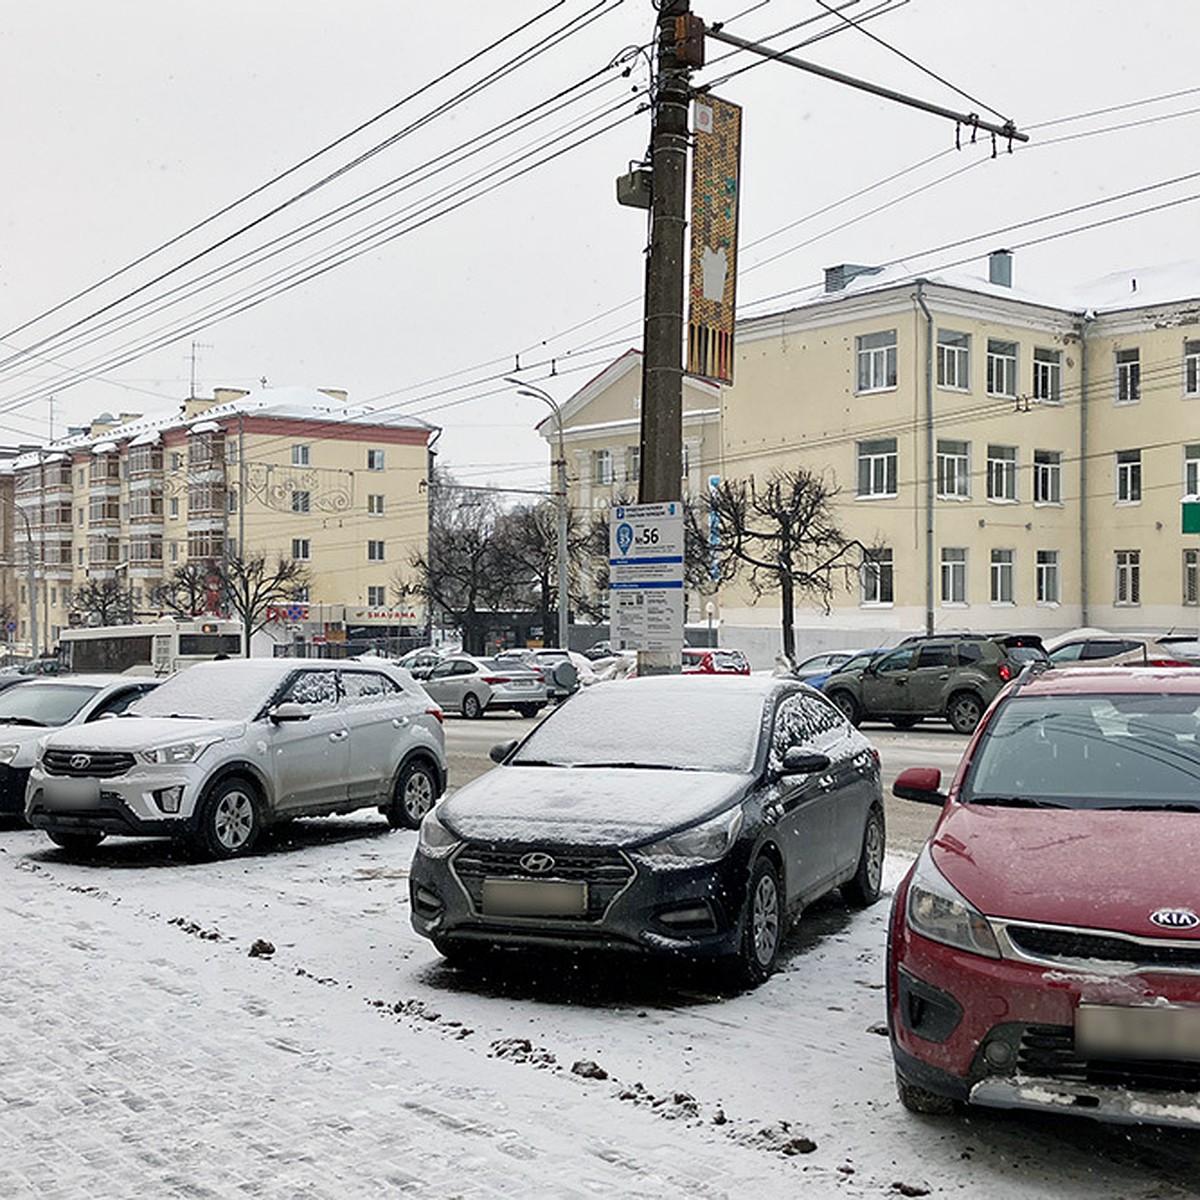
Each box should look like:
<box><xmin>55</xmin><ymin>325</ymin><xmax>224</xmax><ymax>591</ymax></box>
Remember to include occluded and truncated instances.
<box><xmin>150</xmin><ymin>559</ymin><xmax>223</xmax><ymax>618</ymax></box>
<box><xmin>709</xmin><ymin>468</ymin><xmax>866</xmax><ymax>664</ymax></box>
<box><xmin>68</xmin><ymin>578</ymin><xmax>135</xmax><ymax>627</ymax></box>
<box><xmin>221</xmin><ymin>552</ymin><xmax>310</xmax><ymax>656</ymax></box>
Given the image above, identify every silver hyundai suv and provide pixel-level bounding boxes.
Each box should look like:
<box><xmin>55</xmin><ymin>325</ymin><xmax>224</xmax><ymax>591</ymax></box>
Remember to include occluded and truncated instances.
<box><xmin>26</xmin><ymin>659</ymin><xmax>446</xmax><ymax>858</ymax></box>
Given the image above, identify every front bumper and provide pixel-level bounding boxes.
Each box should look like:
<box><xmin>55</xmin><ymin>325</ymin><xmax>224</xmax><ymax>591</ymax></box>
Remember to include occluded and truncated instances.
<box><xmin>888</xmin><ymin>885</ymin><xmax>1200</xmax><ymax>1125</ymax></box>
<box><xmin>410</xmin><ymin>841</ymin><xmax>749</xmax><ymax>960</ymax></box>
<box><xmin>26</xmin><ymin>762</ymin><xmax>206</xmax><ymax>840</ymax></box>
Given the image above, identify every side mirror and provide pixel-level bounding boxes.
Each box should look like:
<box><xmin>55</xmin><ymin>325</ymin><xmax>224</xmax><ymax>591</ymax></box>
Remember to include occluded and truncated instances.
<box><xmin>892</xmin><ymin>766</ymin><xmax>946</xmax><ymax>805</ymax></box>
<box><xmin>269</xmin><ymin>702</ymin><xmax>311</xmax><ymax>724</ymax></box>
<box><xmin>780</xmin><ymin>747</ymin><xmax>831</xmax><ymax>776</ymax></box>
<box><xmin>489</xmin><ymin>739</ymin><xmax>519</xmax><ymax>764</ymax></box>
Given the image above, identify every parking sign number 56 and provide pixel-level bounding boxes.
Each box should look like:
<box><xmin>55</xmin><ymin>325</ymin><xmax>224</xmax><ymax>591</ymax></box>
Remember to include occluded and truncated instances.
<box><xmin>637</xmin><ymin>527</ymin><xmax>660</xmax><ymax>545</ymax></box>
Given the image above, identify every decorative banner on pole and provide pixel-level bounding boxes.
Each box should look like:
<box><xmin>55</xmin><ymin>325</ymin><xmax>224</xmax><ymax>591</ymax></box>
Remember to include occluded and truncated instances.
<box><xmin>687</xmin><ymin>96</ymin><xmax>742</xmax><ymax>385</ymax></box>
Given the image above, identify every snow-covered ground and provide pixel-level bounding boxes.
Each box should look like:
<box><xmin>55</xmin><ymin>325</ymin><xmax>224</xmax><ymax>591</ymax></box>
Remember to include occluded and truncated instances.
<box><xmin>2</xmin><ymin>820</ymin><xmax>1198</xmax><ymax>1199</ymax></box>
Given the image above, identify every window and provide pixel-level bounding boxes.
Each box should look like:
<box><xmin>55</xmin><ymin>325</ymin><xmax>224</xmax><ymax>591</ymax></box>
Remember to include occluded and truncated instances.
<box><xmin>1033</xmin><ymin>347</ymin><xmax>1062</xmax><ymax>403</ymax></box>
<box><xmin>1184</xmin><ymin>549</ymin><xmax>1199</xmax><ymax>606</ymax></box>
<box><xmin>936</xmin><ymin>330</ymin><xmax>970</xmax><ymax>390</ymax></box>
<box><xmin>77</xmin><ymin>507</ymin><xmax>85</xmax><ymax>526</ymax></box>
<box><xmin>227</xmin><ymin>491</ymin><xmax>237</xmax><ymax>513</ymax></box>
<box><xmin>77</xmin><ymin>548</ymin><xmax>85</xmax><ymax>567</ymax></box>
<box><xmin>1115</xmin><ymin>550</ymin><xmax>1140</xmax><ymax>606</ymax></box>
<box><xmin>941</xmin><ymin>547</ymin><xmax>967</xmax><ymax>604</ymax></box>
<box><xmin>170</xmin><ymin>541</ymin><xmax>179</xmax><ymax>563</ymax></box>
<box><xmin>990</xmin><ymin>549</ymin><xmax>1015</xmax><ymax>604</ymax></box>
<box><xmin>367</xmin><ymin>449</ymin><xmax>385</xmax><ymax>471</ymax></box>
<box><xmin>987</xmin><ymin>444</ymin><xmax>1018</xmax><ymax>502</ymax></box>
<box><xmin>170</xmin><ymin>452</ymin><xmax>183</xmax><ymax>472</ymax></box>
<box><xmin>169</xmin><ymin>497</ymin><xmax>180</xmax><ymax>519</ymax></box>
<box><xmin>367</xmin><ymin>540</ymin><xmax>386</xmax><ymax>561</ymax></box>
<box><xmin>368</xmin><ymin>494</ymin><xmax>386</xmax><ymax>516</ymax></box>
<box><xmin>626</xmin><ymin>446</ymin><xmax>641</xmax><ymax>484</ymax></box>
<box><xmin>592</xmin><ymin>448</ymin><xmax>613</xmax><ymax>485</ymax></box>
<box><xmin>292</xmin><ymin>538</ymin><xmax>310</xmax><ymax>561</ymax></box>
<box><xmin>292</xmin><ymin>444</ymin><xmax>310</xmax><ymax>467</ymax></box>
<box><xmin>1033</xmin><ymin>450</ymin><xmax>1062</xmax><ymax>505</ymax></box>
<box><xmin>1186</xmin><ymin>445</ymin><xmax>1200</xmax><ymax>496</ymax></box>
<box><xmin>860</xmin><ymin>548</ymin><xmax>893</xmax><ymax>605</ymax></box>
<box><xmin>1116</xmin><ymin>449</ymin><xmax>1142</xmax><ymax>504</ymax></box>
<box><xmin>1187</xmin><ymin>340</ymin><xmax>1200</xmax><ymax>397</ymax></box>
<box><xmin>291</xmin><ymin>490</ymin><xmax>311</xmax><ymax>514</ymax></box>
<box><xmin>856</xmin><ymin>330</ymin><xmax>897</xmax><ymax>392</ymax></box>
<box><xmin>856</xmin><ymin>438</ymin><xmax>897</xmax><ymax>498</ymax></box>
<box><xmin>367</xmin><ymin>585</ymin><xmax>387</xmax><ymax>607</ymax></box>
<box><xmin>1116</xmin><ymin>348</ymin><xmax>1140</xmax><ymax>403</ymax></box>
<box><xmin>986</xmin><ymin>339</ymin><xmax>1017</xmax><ymax>397</ymax></box>
<box><xmin>292</xmin><ymin>586</ymin><xmax>310</xmax><ymax>604</ymax></box>
<box><xmin>936</xmin><ymin>439</ymin><xmax>970</xmax><ymax>499</ymax></box>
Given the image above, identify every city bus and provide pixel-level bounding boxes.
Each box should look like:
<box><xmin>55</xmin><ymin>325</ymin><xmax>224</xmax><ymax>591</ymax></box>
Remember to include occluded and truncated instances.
<box><xmin>59</xmin><ymin>619</ymin><xmax>244</xmax><ymax>675</ymax></box>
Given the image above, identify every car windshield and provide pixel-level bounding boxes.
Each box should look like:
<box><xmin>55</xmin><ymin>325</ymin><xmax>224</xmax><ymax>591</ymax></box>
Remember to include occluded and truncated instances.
<box><xmin>0</xmin><ymin>682</ymin><xmax>100</xmax><ymax>726</ymax></box>
<box><xmin>963</xmin><ymin>693</ymin><xmax>1200</xmax><ymax>809</ymax></box>
<box><xmin>131</xmin><ymin>662</ymin><xmax>288</xmax><ymax>721</ymax></box>
<box><xmin>510</xmin><ymin>681</ymin><xmax>765</xmax><ymax>772</ymax></box>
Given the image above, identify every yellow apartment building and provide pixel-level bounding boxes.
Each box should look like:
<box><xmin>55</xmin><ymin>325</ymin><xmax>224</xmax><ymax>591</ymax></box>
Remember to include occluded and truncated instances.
<box><xmin>10</xmin><ymin>386</ymin><xmax>436</xmax><ymax>658</ymax></box>
<box><xmin>545</xmin><ymin>254</ymin><xmax>1200</xmax><ymax>667</ymax></box>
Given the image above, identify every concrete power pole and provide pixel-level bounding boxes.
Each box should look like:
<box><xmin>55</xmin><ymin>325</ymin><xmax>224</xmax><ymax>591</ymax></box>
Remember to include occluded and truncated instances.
<box><xmin>638</xmin><ymin>0</ymin><xmax>693</xmax><ymax>509</ymax></box>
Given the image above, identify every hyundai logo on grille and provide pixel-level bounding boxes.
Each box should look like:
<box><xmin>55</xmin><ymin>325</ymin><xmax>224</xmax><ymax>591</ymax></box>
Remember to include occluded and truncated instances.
<box><xmin>1150</xmin><ymin>907</ymin><xmax>1200</xmax><ymax>930</ymax></box>
<box><xmin>519</xmin><ymin>852</ymin><xmax>556</xmax><ymax>874</ymax></box>
<box><xmin>69</xmin><ymin>754</ymin><xmax>92</xmax><ymax>771</ymax></box>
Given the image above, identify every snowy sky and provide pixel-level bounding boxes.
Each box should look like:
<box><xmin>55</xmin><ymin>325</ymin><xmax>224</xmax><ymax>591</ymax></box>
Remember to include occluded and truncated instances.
<box><xmin>2</xmin><ymin>1</ymin><xmax>1198</xmax><ymax>491</ymax></box>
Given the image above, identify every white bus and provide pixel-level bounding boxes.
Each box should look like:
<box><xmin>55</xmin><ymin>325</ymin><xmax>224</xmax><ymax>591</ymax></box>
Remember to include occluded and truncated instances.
<box><xmin>59</xmin><ymin>619</ymin><xmax>244</xmax><ymax>675</ymax></box>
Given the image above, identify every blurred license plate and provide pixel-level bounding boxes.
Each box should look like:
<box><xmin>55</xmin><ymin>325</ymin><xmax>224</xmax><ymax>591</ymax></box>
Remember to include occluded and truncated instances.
<box><xmin>43</xmin><ymin>778</ymin><xmax>101</xmax><ymax>810</ymax></box>
<box><xmin>1076</xmin><ymin>1003</ymin><xmax>1200</xmax><ymax>1061</ymax></box>
<box><xmin>482</xmin><ymin>879</ymin><xmax>587</xmax><ymax>917</ymax></box>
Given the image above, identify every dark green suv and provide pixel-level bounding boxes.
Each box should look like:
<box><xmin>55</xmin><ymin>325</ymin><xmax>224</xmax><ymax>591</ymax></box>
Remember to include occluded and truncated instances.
<box><xmin>821</xmin><ymin>635</ymin><xmax>1047</xmax><ymax>733</ymax></box>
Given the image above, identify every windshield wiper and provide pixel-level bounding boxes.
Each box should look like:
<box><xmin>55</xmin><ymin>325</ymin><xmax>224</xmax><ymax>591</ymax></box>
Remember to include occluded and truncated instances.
<box><xmin>968</xmin><ymin>795</ymin><xmax>1071</xmax><ymax>809</ymax></box>
<box><xmin>1105</xmin><ymin>801</ymin><xmax>1200</xmax><ymax>813</ymax></box>
<box><xmin>510</xmin><ymin>759</ymin><xmax>559</xmax><ymax>767</ymax></box>
<box><xmin>577</xmin><ymin>761</ymin><xmax>689</xmax><ymax>771</ymax></box>
<box><xmin>0</xmin><ymin>716</ymin><xmax>46</xmax><ymax>727</ymax></box>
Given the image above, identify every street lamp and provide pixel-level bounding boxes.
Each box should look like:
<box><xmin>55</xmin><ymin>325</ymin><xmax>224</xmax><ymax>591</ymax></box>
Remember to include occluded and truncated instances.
<box><xmin>506</xmin><ymin>378</ymin><xmax>569</xmax><ymax>652</ymax></box>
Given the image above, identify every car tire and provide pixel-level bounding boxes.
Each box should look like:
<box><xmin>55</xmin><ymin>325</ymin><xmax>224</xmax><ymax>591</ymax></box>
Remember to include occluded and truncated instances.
<box><xmin>517</xmin><ymin>704</ymin><xmax>541</xmax><ymax>718</ymax></box>
<box><xmin>388</xmin><ymin>759</ymin><xmax>438</xmax><ymax>830</ymax></box>
<box><xmin>194</xmin><ymin>776</ymin><xmax>262</xmax><ymax>859</ymax></box>
<box><xmin>828</xmin><ymin>690</ymin><xmax>861</xmax><ymax>726</ymax></box>
<box><xmin>432</xmin><ymin>937</ymin><xmax>488</xmax><ymax>967</ymax></box>
<box><xmin>890</xmin><ymin>716</ymin><xmax>920</xmax><ymax>729</ymax></box>
<box><xmin>947</xmin><ymin>691</ymin><xmax>984</xmax><ymax>735</ymax></box>
<box><xmin>461</xmin><ymin>692</ymin><xmax>484</xmax><ymax>720</ymax></box>
<box><xmin>47</xmin><ymin>830</ymin><xmax>105</xmax><ymax>854</ymax></box>
<box><xmin>895</xmin><ymin>1070</ymin><xmax>957</xmax><ymax>1116</ymax></box>
<box><xmin>731</xmin><ymin>856</ymin><xmax>784</xmax><ymax>988</ymax></box>
<box><xmin>841</xmin><ymin>804</ymin><xmax>885</xmax><ymax>908</ymax></box>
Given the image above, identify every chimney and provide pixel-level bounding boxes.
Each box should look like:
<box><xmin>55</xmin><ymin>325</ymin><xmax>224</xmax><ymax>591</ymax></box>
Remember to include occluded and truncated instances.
<box><xmin>989</xmin><ymin>249</ymin><xmax>1013</xmax><ymax>288</ymax></box>
<box><xmin>824</xmin><ymin>263</ymin><xmax>883</xmax><ymax>293</ymax></box>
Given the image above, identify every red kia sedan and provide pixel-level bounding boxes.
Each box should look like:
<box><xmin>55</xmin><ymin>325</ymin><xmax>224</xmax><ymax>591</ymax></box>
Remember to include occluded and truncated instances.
<box><xmin>888</xmin><ymin>667</ymin><xmax>1200</xmax><ymax>1128</ymax></box>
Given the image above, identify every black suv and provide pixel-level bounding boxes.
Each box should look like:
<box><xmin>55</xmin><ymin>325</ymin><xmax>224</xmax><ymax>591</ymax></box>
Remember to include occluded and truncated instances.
<box><xmin>822</xmin><ymin>634</ymin><xmax>1046</xmax><ymax>733</ymax></box>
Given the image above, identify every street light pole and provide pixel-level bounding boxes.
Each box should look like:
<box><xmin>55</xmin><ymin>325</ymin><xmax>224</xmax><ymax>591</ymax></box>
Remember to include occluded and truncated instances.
<box><xmin>507</xmin><ymin>379</ymin><xmax>569</xmax><ymax>652</ymax></box>
<box><xmin>5</xmin><ymin>500</ymin><xmax>37</xmax><ymax>658</ymax></box>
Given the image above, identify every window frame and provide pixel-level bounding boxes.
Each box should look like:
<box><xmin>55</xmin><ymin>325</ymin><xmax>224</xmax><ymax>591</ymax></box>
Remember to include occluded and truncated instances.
<box><xmin>1115</xmin><ymin>449</ymin><xmax>1142</xmax><ymax>505</ymax></box>
<box><xmin>291</xmin><ymin>444</ymin><xmax>311</xmax><ymax>467</ymax></box>
<box><xmin>986</xmin><ymin>339</ymin><xmax>1018</xmax><ymax>398</ymax></box>
<box><xmin>855</xmin><ymin>330</ymin><xmax>898</xmax><ymax>394</ymax></box>
<box><xmin>1186</xmin><ymin>339</ymin><xmax>1200</xmax><ymax>397</ymax></box>
<box><xmin>366</xmin><ymin>585</ymin><xmax>387</xmax><ymax>607</ymax></box>
<box><xmin>986</xmin><ymin>444</ymin><xmax>1018</xmax><ymax>503</ymax></box>
<box><xmin>860</xmin><ymin>548</ymin><xmax>894</xmax><ymax>606</ymax></box>
<box><xmin>936</xmin><ymin>439</ymin><xmax>971</xmax><ymax>500</ymax></box>
<box><xmin>936</xmin><ymin>330</ymin><xmax>970</xmax><ymax>391</ymax></box>
<box><xmin>1032</xmin><ymin>346</ymin><xmax>1062</xmax><ymax>404</ymax></box>
<box><xmin>367</xmin><ymin>539</ymin><xmax>386</xmax><ymax>562</ymax></box>
<box><xmin>1033</xmin><ymin>449</ymin><xmax>1063</xmax><ymax>506</ymax></box>
<box><xmin>367</xmin><ymin>449</ymin><xmax>386</xmax><ymax>472</ymax></box>
<box><xmin>989</xmin><ymin>548</ymin><xmax>1015</xmax><ymax>605</ymax></box>
<box><xmin>1116</xmin><ymin>348</ymin><xmax>1141</xmax><ymax>404</ymax></box>
<box><xmin>291</xmin><ymin>489</ymin><xmax>311</xmax><ymax>514</ymax></box>
<box><xmin>940</xmin><ymin>547</ymin><xmax>968</xmax><ymax>605</ymax></box>
<box><xmin>1115</xmin><ymin>549</ymin><xmax>1141</xmax><ymax>606</ymax></box>
<box><xmin>593</xmin><ymin>448</ymin><xmax>613</xmax><ymax>486</ymax></box>
<box><xmin>291</xmin><ymin>537</ymin><xmax>311</xmax><ymax>561</ymax></box>
<box><xmin>856</xmin><ymin>438</ymin><xmax>898</xmax><ymax>499</ymax></box>
<box><xmin>1036</xmin><ymin>549</ymin><xmax>1060</xmax><ymax>605</ymax></box>
<box><xmin>1185</xmin><ymin>445</ymin><xmax>1200</xmax><ymax>497</ymax></box>
<box><xmin>1184</xmin><ymin>548</ymin><xmax>1199</xmax><ymax>607</ymax></box>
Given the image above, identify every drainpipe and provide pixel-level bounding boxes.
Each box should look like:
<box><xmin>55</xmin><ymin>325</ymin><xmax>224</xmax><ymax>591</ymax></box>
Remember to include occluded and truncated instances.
<box><xmin>916</xmin><ymin>283</ymin><xmax>935</xmax><ymax>636</ymax></box>
<box><xmin>1078</xmin><ymin>316</ymin><xmax>1091</xmax><ymax>625</ymax></box>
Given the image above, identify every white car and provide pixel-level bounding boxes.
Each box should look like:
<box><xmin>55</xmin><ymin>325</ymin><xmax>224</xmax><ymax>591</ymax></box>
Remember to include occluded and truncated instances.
<box><xmin>421</xmin><ymin>655</ymin><xmax>548</xmax><ymax>718</ymax></box>
<box><xmin>26</xmin><ymin>659</ymin><xmax>446</xmax><ymax>858</ymax></box>
<box><xmin>0</xmin><ymin>675</ymin><xmax>160</xmax><ymax>820</ymax></box>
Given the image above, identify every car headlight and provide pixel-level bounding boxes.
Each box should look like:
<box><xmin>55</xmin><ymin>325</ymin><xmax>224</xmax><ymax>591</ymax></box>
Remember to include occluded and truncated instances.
<box><xmin>638</xmin><ymin>807</ymin><xmax>744</xmax><ymax>864</ymax></box>
<box><xmin>0</xmin><ymin>744</ymin><xmax>19</xmax><ymax>766</ymax></box>
<box><xmin>906</xmin><ymin>847</ymin><xmax>1001</xmax><ymax>959</ymax></box>
<box><xmin>138</xmin><ymin>738</ymin><xmax>220</xmax><ymax>765</ymax></box>
<box><xmin>417</xmin><ymin>809</ymin><xmax>460</xmax><ymax>859</ymax></box>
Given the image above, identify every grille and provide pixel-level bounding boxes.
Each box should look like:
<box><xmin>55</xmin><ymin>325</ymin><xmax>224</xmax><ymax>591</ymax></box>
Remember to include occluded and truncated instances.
<box><xmin>1017</xmin><ymin>1024</ymin><xmax>1200</xmax><ymax>1093</ymax></box>
<box><xmin>42</xmin><ymin>749</ymin><xmax>136</xmax><ymax>779</ymax></box>
<box><xmin>1006</xmin><ymin>924</ymin><xmax>1200</xmax><ymax>971</ymax></box>
<box><xmin>452</xmin><ymin>844</ymin><xmax>634</xmax><ymax>922</ymax></box>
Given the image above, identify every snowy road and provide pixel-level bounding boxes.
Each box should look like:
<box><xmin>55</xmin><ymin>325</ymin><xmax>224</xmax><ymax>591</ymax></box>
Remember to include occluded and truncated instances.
<box><xmin>3</xmin><ymin>819</ymin><xmax>1199</xmax><ymax>1199</ymax></box>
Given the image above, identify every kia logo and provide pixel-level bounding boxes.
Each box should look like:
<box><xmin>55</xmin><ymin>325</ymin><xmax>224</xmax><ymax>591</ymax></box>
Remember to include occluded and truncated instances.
<box><xmin>1149</xmin><ymin>908</ymin><xmax>1200</xmax><ymax>930</ymax></box>
<box><xmin>70</xmin><ymin>754</ymin><xmax>92</xmax><ymax>771</ymax></box>
<box><xmin>519</xmin><ymin>852</ymin><xmax>556</xmax><ymax>874</ymax></box>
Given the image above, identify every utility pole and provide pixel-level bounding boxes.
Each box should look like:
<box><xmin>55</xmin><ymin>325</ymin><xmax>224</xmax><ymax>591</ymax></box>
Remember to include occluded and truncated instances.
<box><xmin>639</xmin><ymin>0</ymin><xmax>693</xmax><ymax>510</ymax></box>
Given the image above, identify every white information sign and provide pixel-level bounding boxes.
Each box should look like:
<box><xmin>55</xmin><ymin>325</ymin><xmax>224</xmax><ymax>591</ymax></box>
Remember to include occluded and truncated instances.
<box><xmin>609</xmin><ymin>501</ymin><xmax>685</xmax><ymax>652</ymax></box>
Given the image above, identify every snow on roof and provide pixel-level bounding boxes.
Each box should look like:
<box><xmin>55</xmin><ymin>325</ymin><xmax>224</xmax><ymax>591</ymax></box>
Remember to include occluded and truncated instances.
<box><xmin>129</xmin><ymin>430</ymin><xmax>161</xmax><ymax>447</ymax></box>
<box><xmin>92</xmin><ymin>441</ymin><xmax>118</xmax><ymax>455</ymax></box>
<box><xmin>1072</xmin><ymin>261</ymin><xmax>1200</xmax><ymax>313</ymax></box>
<box><xmin>189</xmin><ymin>420</ymin><xmax>221</xmax><ymax>434</ymax></box>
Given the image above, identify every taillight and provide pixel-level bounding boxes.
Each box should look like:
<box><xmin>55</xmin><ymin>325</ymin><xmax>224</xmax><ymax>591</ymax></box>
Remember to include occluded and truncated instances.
<box><xmin>1146</xmin><ymin>658</ymin><xmax>1199</xmax><ymax>668</ymax></box>
<box><xmin>425</xmin><ymin>706</ymin><xmax>444</xmax><ymax>724</ymax></box>
<box><xmin>998</xmin><ymin>663</ymin><xmax>1012</xmax><ymax>681</ymax></box>
<box><xmin>481</xmin><ymin>676</ymin><xmax>510</xmax><ymax>685</ymax></box>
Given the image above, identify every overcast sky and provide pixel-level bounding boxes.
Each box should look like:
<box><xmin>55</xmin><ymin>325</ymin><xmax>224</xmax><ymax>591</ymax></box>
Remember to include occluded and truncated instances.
<box><xmin>2</xmin><ymin>1</ymin><xmax>1198</xmax><ymax>491</ymax></box>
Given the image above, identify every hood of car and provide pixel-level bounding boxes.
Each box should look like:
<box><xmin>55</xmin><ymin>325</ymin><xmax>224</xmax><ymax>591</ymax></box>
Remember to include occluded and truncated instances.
<box><xmin>40</xmin><ymin>716</ymin><xmax>246</xmax><ymax>752</ymax></box>
<box><xmin>439</xmin><ymin>765</ymin><xmax>752</xmax><ymax>847</ymax></box>
<box><xmin>931</xmin><ymin>803</ymin><xmax>1200</xmax><ymax>937</ymax></box>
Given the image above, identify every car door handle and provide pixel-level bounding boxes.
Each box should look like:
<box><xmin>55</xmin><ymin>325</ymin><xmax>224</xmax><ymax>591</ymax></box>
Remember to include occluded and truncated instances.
<box><xmin>818</xmin><ymin>774</ymin><xmax>836</xmax><ymax>791</ymax></box>
<box><xmin>392</xmin><ymin>716</ymin><xmax>409</xmax><ymax>728</ymax></box>
<box><xmin>328</xmin><ymin>730</ymin><xmax>349</xmax><ymax>742</ymax></box>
